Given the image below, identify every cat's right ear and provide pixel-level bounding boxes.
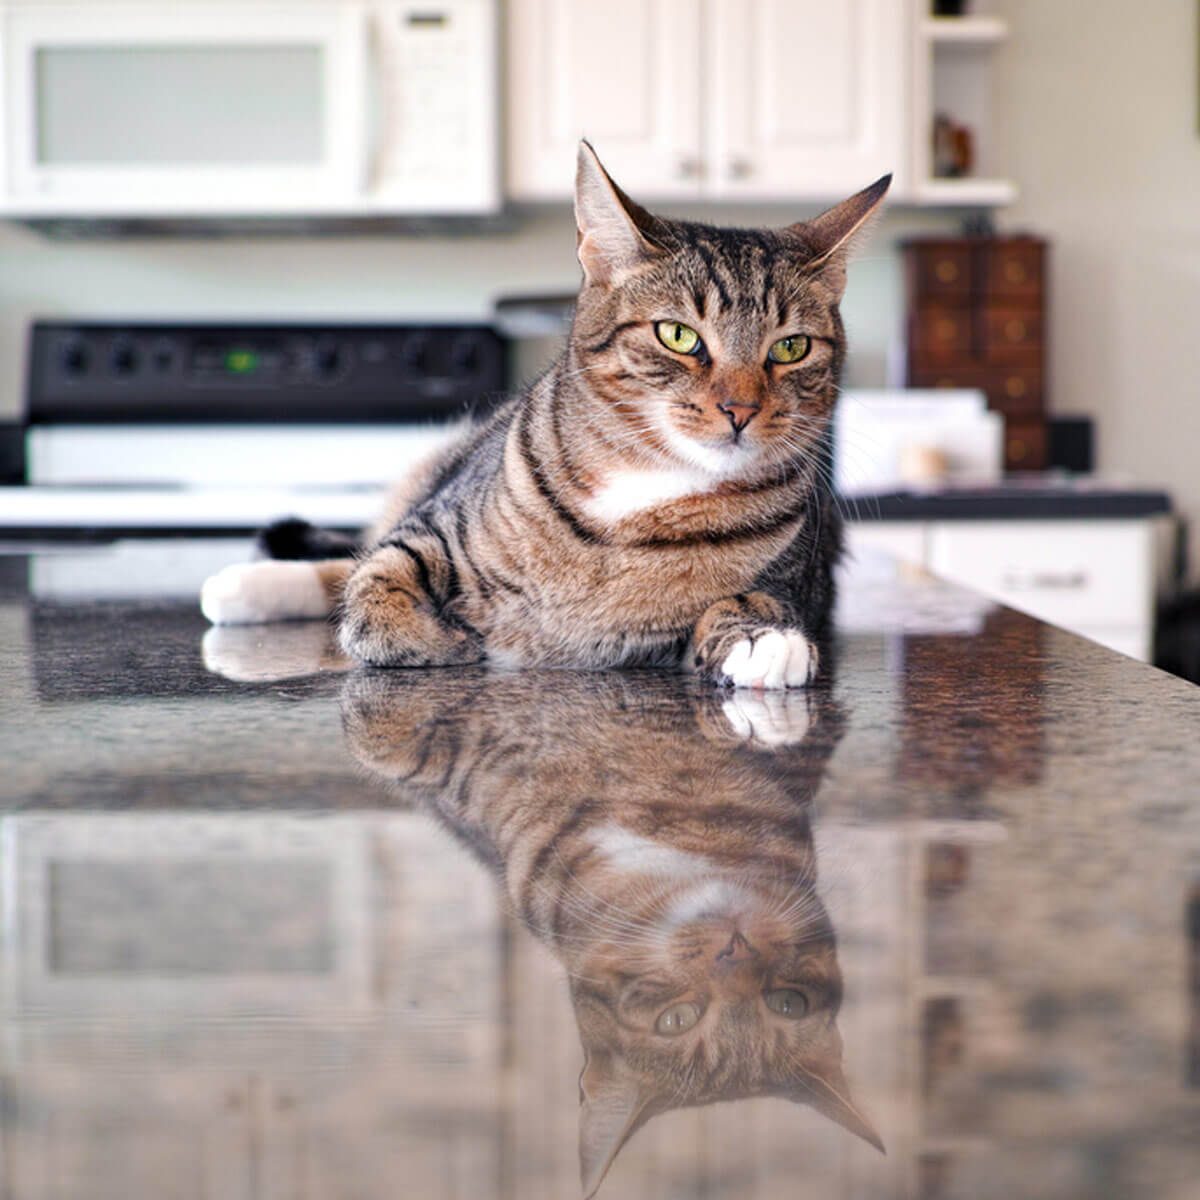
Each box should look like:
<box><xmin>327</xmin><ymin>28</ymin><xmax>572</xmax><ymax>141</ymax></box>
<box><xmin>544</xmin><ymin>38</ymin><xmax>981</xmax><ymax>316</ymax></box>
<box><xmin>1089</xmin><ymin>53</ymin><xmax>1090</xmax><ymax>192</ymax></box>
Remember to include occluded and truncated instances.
<box><xmin>578</xmin><ymin>1049</ymin><xmax>651</xmax><ymax>1198</ymax></box>
<box><xmin>575</xmin><ymin>141</ymin><xmax>664</xmax><ymax>286</ymax></box>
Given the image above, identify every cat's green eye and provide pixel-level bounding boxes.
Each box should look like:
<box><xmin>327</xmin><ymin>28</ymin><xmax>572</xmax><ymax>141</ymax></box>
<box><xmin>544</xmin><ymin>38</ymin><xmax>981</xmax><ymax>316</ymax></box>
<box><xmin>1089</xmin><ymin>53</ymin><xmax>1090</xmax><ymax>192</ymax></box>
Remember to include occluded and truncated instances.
<box><xmin>655</xmin><ymin>320</ymin><xmax>702</xmax><ymax>355</ymax></box>
<box><xmin>764</xmin><ymin>988</ymin><xmax>811</xmax><ymax>1018</ymax></box>
<box><xmin>767</xmin><ymin>334</ymin><xmax>811</xmax><ymax>365</ymax></box>
<box><xmin>655</xmin><ymin>1001</ymin><xmax>702</xmax><ymax>1035</ymax></box>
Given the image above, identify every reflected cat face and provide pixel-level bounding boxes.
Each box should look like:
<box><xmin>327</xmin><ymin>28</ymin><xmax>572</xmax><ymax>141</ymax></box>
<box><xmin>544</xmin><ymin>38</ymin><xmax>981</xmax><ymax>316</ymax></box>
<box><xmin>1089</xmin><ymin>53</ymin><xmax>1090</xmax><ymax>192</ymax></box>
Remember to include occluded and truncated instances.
<box><xmin>562</xmin><ymin>830</ymin><xmax>878</xmax><ymax>1195</ymax></box>
<box><xmin>340</xmin><ymin>670</ymin><xmax>877</xmax><ymax>1198</ymax></box>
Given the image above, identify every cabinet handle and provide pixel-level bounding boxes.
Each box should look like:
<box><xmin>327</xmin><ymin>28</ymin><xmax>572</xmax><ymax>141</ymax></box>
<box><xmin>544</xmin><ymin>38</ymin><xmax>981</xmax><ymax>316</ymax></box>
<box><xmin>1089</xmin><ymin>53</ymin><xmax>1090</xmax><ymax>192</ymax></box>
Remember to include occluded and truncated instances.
<box><xmin>728</xmin><ymin>158</ymin><xmax>752</xmax><ymax>180</ymax></box>
<box><xmin>1001</xmin><ymin>569</ymin><xmax>1088</xmax><ymax>591</ymax></box>
<box><xmin>676</xmin><ymin>156</ymin><xmax>702</xmax><ymax>180</ymax></box>
<box><xmin>1004</xmin><ymin>259</ymin><xmax>1028</xmax><ymax>284</ymax></box>
<box><xmin>934</xmin><ymin>258</ymin><xmax>959</xmax><ymax>284</ymax></box>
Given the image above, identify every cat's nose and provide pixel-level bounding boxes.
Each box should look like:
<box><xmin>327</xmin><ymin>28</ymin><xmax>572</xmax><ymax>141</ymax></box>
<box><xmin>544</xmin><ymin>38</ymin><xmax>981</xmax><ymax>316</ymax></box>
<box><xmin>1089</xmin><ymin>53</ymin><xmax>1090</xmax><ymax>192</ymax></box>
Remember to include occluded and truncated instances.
<box><xmin>715</xmin><ymin>931</ymin><xmax>757</xmax><ymax>965</ymax></box>
<box><xmin>716</xmin><ymin>398</ymin><xmax>761</xmax><ymax>433</ymax></box>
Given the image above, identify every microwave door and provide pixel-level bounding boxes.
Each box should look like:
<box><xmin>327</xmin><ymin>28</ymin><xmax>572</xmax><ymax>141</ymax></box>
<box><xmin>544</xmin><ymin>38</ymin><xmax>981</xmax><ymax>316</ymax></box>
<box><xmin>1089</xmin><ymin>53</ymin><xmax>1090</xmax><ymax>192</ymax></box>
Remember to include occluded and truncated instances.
<box><xmin>2</xmin><ymin>2</ymin><xmax>369</xmax><ymax>216</ymax></box>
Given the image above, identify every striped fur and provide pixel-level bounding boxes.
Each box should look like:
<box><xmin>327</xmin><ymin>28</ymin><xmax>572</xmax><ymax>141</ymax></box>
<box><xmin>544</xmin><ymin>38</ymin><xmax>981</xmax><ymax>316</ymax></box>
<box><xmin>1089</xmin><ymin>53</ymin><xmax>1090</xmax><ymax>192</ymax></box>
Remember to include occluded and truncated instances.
<box><xmin>340</xmin><ymin>669</ymin><xmax>879</xmax><ymax>1196</ymax></box>
<box><xmin>212</xmin><ymin>145</ymin><xmax>891</xmax><ymax>689</ymax></box>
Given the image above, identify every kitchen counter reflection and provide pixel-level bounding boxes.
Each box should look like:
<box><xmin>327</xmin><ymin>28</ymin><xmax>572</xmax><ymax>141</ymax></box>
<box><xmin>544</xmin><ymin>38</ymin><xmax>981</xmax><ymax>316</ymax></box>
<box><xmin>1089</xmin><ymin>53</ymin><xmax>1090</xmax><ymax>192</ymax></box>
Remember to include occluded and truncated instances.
<box><xmin>0</xmin><ymin>542</ymin><xmax>1198</xmax><ymax>1199</ymax></box>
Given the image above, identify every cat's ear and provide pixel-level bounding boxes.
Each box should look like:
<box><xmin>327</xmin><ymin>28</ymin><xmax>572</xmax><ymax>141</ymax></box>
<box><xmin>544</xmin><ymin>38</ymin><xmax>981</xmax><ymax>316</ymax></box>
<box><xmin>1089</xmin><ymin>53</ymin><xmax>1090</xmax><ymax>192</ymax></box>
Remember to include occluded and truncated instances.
<box><xmin>782</xmin><ymin>1059</ymin><xmax>884</xmax><ymax>1152</ymax></box>
<box><xmin>578</xmin><ymin>1050</ymin><xmax>652</xmax><ymax>1198</ymax></box>
<box><xmin>575</xmin><ymin>140</ymin><xmax>664</xmax><ymax>286</ymax></box>
<box><xmin>786</xmin><ymin>173</ymin><xmax>892</xmax><ymax>299</ymax></box>
<box><xmin>775</xmin><ymin>1023</ymin><xmax>884</xmax><ymax>1152</ymax></box>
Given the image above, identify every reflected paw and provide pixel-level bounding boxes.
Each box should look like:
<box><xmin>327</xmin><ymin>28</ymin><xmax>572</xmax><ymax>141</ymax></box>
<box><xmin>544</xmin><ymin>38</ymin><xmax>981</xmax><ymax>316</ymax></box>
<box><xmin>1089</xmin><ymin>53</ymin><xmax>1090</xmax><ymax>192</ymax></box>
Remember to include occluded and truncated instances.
<box><xmin>202</xmin><ymin>623</ymin><xmax>350</xmax><ymax>682</ymax></box>
<box><xmin>719</xmin><ymin>690</ymin><xmax>813</xmax><ymax>746</ymax></box>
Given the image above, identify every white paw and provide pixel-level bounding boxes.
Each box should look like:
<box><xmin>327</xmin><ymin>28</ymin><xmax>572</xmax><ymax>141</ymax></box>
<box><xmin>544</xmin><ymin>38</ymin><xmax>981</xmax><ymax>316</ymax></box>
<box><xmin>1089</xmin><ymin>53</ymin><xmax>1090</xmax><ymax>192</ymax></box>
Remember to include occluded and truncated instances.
<box><xmin>200</xmin><ymin>561</ymin><xmax>329</xmax><ymax>625</ymax></box>
<box><xmin>720</xmin><ymin>629</ymin><xmax>817</xmax><ymax>690</ymax></box>
<box><xmin>720</xmin><ymin>692</ymin><xmax>813</xmax><ymax>746</ymax></box>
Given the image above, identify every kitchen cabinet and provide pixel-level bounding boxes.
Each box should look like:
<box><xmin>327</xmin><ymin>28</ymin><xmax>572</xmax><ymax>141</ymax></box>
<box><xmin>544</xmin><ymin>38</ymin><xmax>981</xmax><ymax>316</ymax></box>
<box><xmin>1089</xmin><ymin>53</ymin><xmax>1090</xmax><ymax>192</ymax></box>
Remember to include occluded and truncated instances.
<box><xmin>506</xmin><ymin>0</ymin><xmax>704</xmax><ymax>201</ymax></box>
<box><xmin>706</xmin><ymin>0</ymin><xmax>907</xmax><ymax>200</ymax></box>
<box><xmin>848</xmin><ymin>516</ymin><xmax>1173</xmax><ymax>662</ymax></box>
<box><xmin>506</xmin><ymin>0</ymin><xmax>904</xmax><ymax>202</ymax></box>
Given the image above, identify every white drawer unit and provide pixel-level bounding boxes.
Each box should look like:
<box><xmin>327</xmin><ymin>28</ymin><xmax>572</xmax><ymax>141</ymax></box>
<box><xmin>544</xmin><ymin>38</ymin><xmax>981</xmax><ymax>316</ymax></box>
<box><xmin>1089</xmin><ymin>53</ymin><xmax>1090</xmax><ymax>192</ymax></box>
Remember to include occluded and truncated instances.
<box><xmin>847</xmin><ymin>517</ymin><xmax>1171</xmax><ymax>662</ymax></box>
<box><xmin>928</xmin><ymin>520</ymin><xmax>1156</xmax><ymax>633</ymax></box>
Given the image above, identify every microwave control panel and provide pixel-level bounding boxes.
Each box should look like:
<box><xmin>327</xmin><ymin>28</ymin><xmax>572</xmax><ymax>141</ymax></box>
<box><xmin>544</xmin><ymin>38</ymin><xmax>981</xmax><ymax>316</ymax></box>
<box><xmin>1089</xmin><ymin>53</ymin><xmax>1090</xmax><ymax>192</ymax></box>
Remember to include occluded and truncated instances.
<box><xmin>28</xmin><ymin>322</ymin><xmax>509</xmax><ymax>424</ymax></box>
<box><xmin>371</xmin><ymin>0</ymin><xmax>500</xmax><ymax>210</ymax></box>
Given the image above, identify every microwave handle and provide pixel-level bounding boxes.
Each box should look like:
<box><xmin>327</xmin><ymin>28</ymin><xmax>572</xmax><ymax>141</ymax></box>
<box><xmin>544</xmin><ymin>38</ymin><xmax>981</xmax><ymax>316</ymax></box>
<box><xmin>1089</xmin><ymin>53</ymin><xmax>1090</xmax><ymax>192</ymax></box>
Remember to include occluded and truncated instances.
<box><xmin>360</xmin><ymin>8</ymin><xmax>385</xmax><ymax>192</ymax></box>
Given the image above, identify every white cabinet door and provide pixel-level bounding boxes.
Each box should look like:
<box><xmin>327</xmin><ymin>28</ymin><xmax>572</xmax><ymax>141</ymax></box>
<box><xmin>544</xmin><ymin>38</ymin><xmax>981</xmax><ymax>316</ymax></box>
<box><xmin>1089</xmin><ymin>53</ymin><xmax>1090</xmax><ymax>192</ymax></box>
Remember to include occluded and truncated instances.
<box><xmin>506</xmin><ymin>0</ymin><xmax>703</xmax><ymax>201</ymax></box>
<box><xmin>706</xmin><ymin>0</ymin><xmax>907</xmax><ymax>201</ymax></box>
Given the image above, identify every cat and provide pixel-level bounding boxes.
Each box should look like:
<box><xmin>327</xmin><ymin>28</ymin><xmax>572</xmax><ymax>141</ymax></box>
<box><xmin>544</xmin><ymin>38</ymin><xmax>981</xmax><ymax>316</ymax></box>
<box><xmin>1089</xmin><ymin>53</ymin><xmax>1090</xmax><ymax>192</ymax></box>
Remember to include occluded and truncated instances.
<box><xmin>201</xmin><ymin>142</ymin><xmax>890</xmax><ymax>690</ymax></box>
<box><xmin>339</xmin><ymin>668</ymin><xmax>880</xmax><ymax>1197</ymax></box>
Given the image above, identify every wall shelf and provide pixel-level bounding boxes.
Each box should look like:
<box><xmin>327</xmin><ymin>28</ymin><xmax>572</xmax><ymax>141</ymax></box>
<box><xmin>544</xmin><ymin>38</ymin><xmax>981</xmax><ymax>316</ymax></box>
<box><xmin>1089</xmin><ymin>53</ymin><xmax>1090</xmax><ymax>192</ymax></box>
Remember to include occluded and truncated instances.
<box><xmin>914</xmin><ymin>178</ymin><xmax>1018</xmax><ymax>206</ymax></box>
<box><xmin>912</xmin><ymin>9</ymin><xmax>1015</xmax><ymax>207</ymax></box>
<box><xmin>921</xmin><ymin>16</ymin><xmax>1010</xmax><ymax>46</ymax></box>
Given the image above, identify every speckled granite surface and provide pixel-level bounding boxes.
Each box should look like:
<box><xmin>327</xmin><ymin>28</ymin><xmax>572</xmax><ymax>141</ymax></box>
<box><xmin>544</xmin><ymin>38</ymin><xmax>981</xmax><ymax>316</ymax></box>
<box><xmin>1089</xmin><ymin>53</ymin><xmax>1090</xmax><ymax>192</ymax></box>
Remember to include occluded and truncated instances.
<box><xmin>0</xmin><ymin>540</ymin><xmax>1197</xmax><ymax>1199</ymax></box>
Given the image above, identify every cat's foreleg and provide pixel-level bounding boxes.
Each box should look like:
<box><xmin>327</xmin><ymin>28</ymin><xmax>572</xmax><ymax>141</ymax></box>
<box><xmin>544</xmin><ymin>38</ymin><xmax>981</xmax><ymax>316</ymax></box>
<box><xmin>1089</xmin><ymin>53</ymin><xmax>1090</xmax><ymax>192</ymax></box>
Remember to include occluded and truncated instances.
<box><xmin>689</xmin><ymin>591</ymin><xmax>818</xmax><ymax>690</ymax></box>
<box><xmin>338</xmin><ymin>539</ymin><xmax>482</xmax><ymax>668</ymax></box>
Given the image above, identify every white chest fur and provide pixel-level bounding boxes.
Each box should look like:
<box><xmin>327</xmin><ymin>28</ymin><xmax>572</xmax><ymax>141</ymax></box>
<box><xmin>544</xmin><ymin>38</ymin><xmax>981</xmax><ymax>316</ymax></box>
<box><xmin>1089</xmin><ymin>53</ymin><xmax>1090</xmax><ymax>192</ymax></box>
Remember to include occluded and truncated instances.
<box><xmin>589</xmin><ymin>824</ymin><xmax>710</xmax><ymax>878</ymax></box>
<box><xmin>582</xmin><ymin>467</ymin><xmax>717</xmax><ymax>523</ymax></box>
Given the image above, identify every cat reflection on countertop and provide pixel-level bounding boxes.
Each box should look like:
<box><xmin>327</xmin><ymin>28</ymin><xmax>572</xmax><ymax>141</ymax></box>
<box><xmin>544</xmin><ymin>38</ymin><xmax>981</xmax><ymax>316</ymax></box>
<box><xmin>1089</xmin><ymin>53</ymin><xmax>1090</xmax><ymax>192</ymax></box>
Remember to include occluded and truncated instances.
<box><xmin>340</xmin><ymin>669</ymin><xmax>879</xmax><ymax>1198</ymax></box>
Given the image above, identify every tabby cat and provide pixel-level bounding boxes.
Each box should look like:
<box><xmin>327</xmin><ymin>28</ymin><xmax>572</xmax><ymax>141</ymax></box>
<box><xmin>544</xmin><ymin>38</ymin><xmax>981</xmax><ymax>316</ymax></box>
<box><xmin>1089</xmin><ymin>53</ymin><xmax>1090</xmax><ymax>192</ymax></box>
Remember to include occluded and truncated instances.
<box><xmin>202</xmin><ymin>143</ymin><xmax>890</xmax><ymax>689</ymax></box>
<box><xmin>340</xmin><ymin>668</ymin><xmax>880</xmax><ymax>1197</ymax></box>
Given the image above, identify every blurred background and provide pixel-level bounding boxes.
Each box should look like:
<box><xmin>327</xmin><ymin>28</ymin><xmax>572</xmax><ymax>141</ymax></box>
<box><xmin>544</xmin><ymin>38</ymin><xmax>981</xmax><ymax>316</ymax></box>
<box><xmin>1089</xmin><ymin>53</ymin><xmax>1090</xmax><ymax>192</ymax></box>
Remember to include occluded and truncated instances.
<box><xmin>0</xmin><ymin>0</ymin><xmax>1197</xmax><ymax>673</ymax></box>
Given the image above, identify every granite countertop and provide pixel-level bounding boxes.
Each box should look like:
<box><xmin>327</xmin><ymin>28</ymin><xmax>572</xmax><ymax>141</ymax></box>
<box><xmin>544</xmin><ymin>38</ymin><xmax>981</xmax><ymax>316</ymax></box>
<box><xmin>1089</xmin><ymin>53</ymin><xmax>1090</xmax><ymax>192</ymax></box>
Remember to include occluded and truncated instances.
<box><xmin>0</xmin><ymin>540</ymin><xmax>1198</xmax><ymax>1199</ymax></box>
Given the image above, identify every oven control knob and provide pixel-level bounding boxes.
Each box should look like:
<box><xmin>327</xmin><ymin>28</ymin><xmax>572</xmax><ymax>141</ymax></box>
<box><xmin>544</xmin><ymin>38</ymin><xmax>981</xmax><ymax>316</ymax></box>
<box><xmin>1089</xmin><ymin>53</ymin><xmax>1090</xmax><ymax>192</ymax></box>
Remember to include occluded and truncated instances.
<box><xmin>151</xmin><ymin>339</ymin><xmax>176</xmax><ymax>372</ymax></box>
<box><xmin>314</xmin><ymin>339</ymin><xmax>344</xmax><ymax>378</ymax></box>
<box><xmin>449</xmin><ymin>337</ymin><xmax>482</xmax><ymax>378</ymax></box>
<box><xmin>60</xmin><ymin>339</ymin><xmax>89</xmax><ymax>376</ymax></box>
<box><xmin>401</xmin><ymin>335</ymin><xmax>431</xmax><ymax>377</ymax></box>
<box><xmin>110</xmin><ymin>339</ymin><xmax>138</xmax><ymax>375</ymax></box>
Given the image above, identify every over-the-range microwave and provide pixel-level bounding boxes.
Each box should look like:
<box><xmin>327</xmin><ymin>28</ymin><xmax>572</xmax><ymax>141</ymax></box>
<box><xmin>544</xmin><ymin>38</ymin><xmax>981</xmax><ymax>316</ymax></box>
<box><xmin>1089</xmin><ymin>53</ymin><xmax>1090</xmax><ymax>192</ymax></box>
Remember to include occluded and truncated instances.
<box><xmin>0</xmin><ymin>0</ymin><xmax>500</xmax><ymax>222</ymax></box>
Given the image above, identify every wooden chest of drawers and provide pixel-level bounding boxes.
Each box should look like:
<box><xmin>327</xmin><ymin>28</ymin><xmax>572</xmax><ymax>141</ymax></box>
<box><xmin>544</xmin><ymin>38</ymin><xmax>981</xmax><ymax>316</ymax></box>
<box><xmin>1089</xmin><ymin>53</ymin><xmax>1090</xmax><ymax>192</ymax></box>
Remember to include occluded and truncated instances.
<box><xmin>903</xmin><ymin>237</ymin><xmax>1048</xmax><ymax>470</ymax></box>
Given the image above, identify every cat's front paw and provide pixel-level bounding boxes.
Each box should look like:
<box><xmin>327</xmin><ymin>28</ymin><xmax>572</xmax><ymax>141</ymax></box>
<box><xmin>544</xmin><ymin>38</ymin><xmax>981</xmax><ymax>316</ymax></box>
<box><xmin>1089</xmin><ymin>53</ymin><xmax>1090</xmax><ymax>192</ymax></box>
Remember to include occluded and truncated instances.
<box><xmin>718</xmin><ymin>628</ymin><xmax>817</xmax><ymax>690</ymax></box>
<box><xmin>201</xmin><ymin>561</ymin><xmax>332</xmax><ymax>625</ymax></box>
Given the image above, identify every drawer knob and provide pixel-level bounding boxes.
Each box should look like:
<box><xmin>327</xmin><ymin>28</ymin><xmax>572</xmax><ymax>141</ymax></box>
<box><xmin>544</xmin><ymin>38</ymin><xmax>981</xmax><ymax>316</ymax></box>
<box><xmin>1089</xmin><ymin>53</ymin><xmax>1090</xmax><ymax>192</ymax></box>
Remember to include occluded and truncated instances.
<box><xmin>1002</xmin><ymin>569</ymin><xmax>1088</xmax><ymax>590</ymax></box>
<box><xmin>1005</xmin><ymin>375</ymin><xmax>1028</xmax><ymax>399</ymax></box>
<box><xmin>935</xmin><ymin>259</ymin><xmax>959</xmax><ymax>283</ymax></box>
<box><xmin>1004</xmin><ymin>318</ymin><xmax>1027</xmax><ymax>342</ymax></box>
<box><xmin>1003</xmin><ymin>260</ymin><xmax>1028</xmax><ymax>284</ymax></box>
<box><xmin>935</xmin><ymin>318</ymin><xmax>958</xmax><ymax>341</ymax></box>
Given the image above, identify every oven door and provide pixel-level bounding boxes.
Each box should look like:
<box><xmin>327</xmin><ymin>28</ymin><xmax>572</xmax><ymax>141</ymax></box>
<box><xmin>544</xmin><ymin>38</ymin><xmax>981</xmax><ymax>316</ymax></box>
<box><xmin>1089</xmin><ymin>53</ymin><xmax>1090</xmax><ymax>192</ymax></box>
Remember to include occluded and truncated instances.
<box><xmin>1</xmin><ymin>2</ymin><xmax>368</xmax><ymax>215</ymax></box>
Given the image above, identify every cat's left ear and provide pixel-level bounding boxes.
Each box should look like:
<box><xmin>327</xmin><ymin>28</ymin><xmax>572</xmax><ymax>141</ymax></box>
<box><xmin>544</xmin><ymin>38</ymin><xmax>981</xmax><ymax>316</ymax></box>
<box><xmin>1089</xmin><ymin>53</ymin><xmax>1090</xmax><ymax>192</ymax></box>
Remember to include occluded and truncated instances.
<box><xmin>781</xmin><ymin>1059</ymin><xmax>884</xmax><ymax>1152</ymax></box>
<box><xmin>578</xmin><ymin>1050</ymin><xmax>652</xmax><ymax>1198</ymax></box>
<box><xmin>575</xmin><ymin>141</ymin><xmax>665</xmax><ymax>286</ymax></box>
<box><xmin>774</xmin><ymin>1018</ymin><xmax>883</xmax><ymax>1151</ymax></box>
<box><xmin>786</xmin><ymin>173</ymin><xmax>892</xmax><ymax>299</ymax></box>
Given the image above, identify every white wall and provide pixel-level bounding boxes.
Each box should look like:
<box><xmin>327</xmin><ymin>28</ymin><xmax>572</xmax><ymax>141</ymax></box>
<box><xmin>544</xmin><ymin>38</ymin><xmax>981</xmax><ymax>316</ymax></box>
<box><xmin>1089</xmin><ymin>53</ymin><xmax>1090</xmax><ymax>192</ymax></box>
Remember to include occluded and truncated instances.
<box><xmin>995</xmin><ymin>0</ymin><xmax>1200</xmax><ymax>579</ymax></box>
